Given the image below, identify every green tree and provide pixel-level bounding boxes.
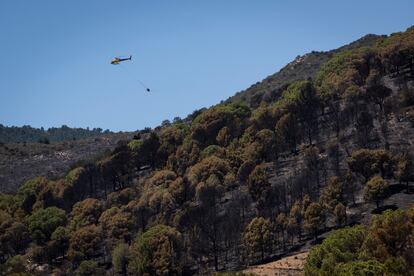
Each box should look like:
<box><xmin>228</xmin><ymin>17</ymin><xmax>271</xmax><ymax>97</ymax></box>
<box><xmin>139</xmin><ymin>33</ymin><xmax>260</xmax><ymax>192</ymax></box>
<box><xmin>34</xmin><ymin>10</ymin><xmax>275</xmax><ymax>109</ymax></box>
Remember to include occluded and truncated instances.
<box><xmin>275</xmin><ymin>113</ymin><xmax>298</xmax><ymax>153</ymax></box>
<box><xmin>216</xmin><ymin>126</ymin><xmax>232</xmax><ymax>147</ymax></box>
<box><xmin>320</xmin><ymin>176</ymin><xmax>344</xmax><ymax>212</ymax></box>
<box><xmin>188</xmin><ymin>155</ymin><xmax>233</xmax><ymax>190</ymax></box>
<box><xmin>4</xmin><ymin>254</ymin><xmax>28</xmax><ymax>275</ymax></box>
<box><xmin>304</xmin><ymin>203</ymin><xmax>325</xmax><ymax>240</ymax></box>
<box><xmin>243</xmin><ymin>217</ymin><xmax>272</xmax><ymax>262</ymax></box>
<box><xmin>304</xmin><ymin>225</ymin><xmax>367</xmax><ymax>275</ymax></box>
<box><xmin>315</xmin><ymin>48</ymin><xmax>371</xmax><ymax>99</ymax></box>
<box><xmin>377</xmin><ymin>26</ymin><xmax>414</xmax><ymax>78</ymax></box>
<box><xmin>355</xmin><ymin>111</ymin><xmax>374</xmax><ymax>147</ymax></box>
<box><xmin>384</xmin><ymin>257</ymin><xmax>410</xmax><ymax>276</ymax></box>
<box><xmin>147</xmin><ymin>170</ymin><xmax>177</xmax><ymax>187</ymax></box>
<box><xmin>128</xmin><ymin>225</ymin><xmax>183</xmax><ymax>276</ymax></box>
<box><xmin>275</xmin><ymin>213</ymin><xmax>287</xmax><ymax>251</ymax></box>
<box><xmin>334</xmin><ymin>203</ymin><xmax>347</xmax><ymax>227</ymax></box>
<box><xmin>48</xmin><ymin>226</ymin><xmax>70</xmax><ymax>260</ymax></box>
<box><xmin>347</xmin><ymin>149</ymin><xmax>393</xmax><ymax>181</ymax></box>
<box><xmin>112</xmin><ymin>242</ymin><xmax>129</xmax><ymax>276</ymax></box>
<box><xmin>326</xmin><ymin>140</ymin><xmax>341</xmax><ymax>174</ymax></box>
<box><xmin>200</xmin><ymin>145</ymin><xmax>223</xmax><ymax>159</ymax></box>
<box><xmin>362</xmin><ymin>209</ymin><xmax>413</xmax><ymax>262</ymax></box>
<box><xmin>303</xmin><ymin>146</ymin><xmax>321</xmax><ymax>192</ymax></box>
<box><xmin>237</xmin><ymin>160</ymin><xmax>255</xmax><ymax>183</ymax></box>
<box><xmin>366</xmin><ymin>84</ymin><xmax>392</xmax><ymax>111</ymax></box>
<box><xmin>68</xmin><ymin>224</ymin><xmax>103</xmax><ymax>264</ymax></box>
<box><xmin>58</xmin><ymin>167</ymin><xmax>91</xmax><ymax>209</ymax></box>
<box><xmin>16</xmin><ymin>177</ymin><xmax>48</xmax><ymax>213</ymax></box>
<box><xmin>191</xmin><ymin>103</ymin><xmax>250</xmax><ymax>147</ymax></box>
<box><xmin>336</xmin><ymin>260</ymin><xmax>385</xmax><ymax>276</ymax></box>
<box><xmin>344</xmin><ymin>85</ymin><xmax>364</xmax><ymax>122</ymax></box>
<box><xmin>294</xmin><ymin>81</ymin><xmax>320</xmax><ymax>145</ymax></box>
<box><xmin>305</xmin><ymin>206</ymin><xmax>414</xmax><ymax>276</ymax></box>
<box><xmin>28</xmin><ymin>207</ymin><xmax>66</xmax><ymax>244</ymax></box>
<box><xmin>344</xmin><ymin>172</ymin><xmax>358</xmax><ymax>206</ymax></box>
<box><xmin>257</xmin><ymin>129</ymin><xmax>277</xmax><ymax>159</ymax></box>
<box><xmin>302</xmin><ymin>194</ymin><xmax>311</xmax><ymax>212</ymax></box>
<box><xmin>74</xmin><ymin>260</ymin><xmax>104</xmax><ymax>276</ymax></box>
<box><xmin>286</xmin><ymin>217</ymin><xmax>298</xmax><ymax>246</ymax></box>
<box><xmin>394</xmin><ymin>152</ymin><xmax>414</xmax><ymax>192</ymax></box>
<box><xmin>167</xmin><ymin>139</ymin><xmax>200</xmax><ymax>175</ymax></box>
<box><xmin>193</xmin><ymin>174</ymin><xmax>226</xmax><ymax>271</ymax></box>
<box><xmin>289</xmin><ymin>201</ymin><xmax>303</xmax><ymax>240</ymax></box>
<box><xmin>70</xmin><ymin>198</ymin><xmax>103</xmax><ymax>230</ymax></box>
<box><xmin>157</xmin><ymin>124</ymin><xmax>188</xmax><ymax>164</ymax></box>
<box><xmin>251</xmin><ymin>104</ymin><xmax>275</xmax><ymax>130</ymax></box>
<box><xmin>363</xmin><ymin>176</ymin><xmax>389</xmax><ymax>208</ymax></box>
<box><xmin>98</xmin><ymin>207</ymin><xmax>134</xmax><ymax>242</ymax></box>
<box><xmin>247</xmin><ymin>164</ymin><xmax>270</xmax><ymax>203</ymax></box>
<box><xmin>0</xmin><ymin>216</ymin><xmax>30</xmax><ymax>259</ymax></box>
<box><xmin>130</xmin><ymin>132</ymin><xmax>160</xmax><ymax>168</ymax></box>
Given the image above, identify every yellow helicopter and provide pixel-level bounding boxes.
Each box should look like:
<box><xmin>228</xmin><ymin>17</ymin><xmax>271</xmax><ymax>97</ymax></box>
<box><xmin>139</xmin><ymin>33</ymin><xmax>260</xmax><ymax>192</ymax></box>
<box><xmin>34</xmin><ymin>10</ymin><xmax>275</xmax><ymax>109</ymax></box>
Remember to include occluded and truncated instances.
<box><xmin>111</xmin><ymin>55</ymin><xmax>132</xmax><ymax>65</ymax></box>
<box><xmin>110</xmin><ymin>55</ymin><xmax>151</xmax><ymax>92</ymax></box>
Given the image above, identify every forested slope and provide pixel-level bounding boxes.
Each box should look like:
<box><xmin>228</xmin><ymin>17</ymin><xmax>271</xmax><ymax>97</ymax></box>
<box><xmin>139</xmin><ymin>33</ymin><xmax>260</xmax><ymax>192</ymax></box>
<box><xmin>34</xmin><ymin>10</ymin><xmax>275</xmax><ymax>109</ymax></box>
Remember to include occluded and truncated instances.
<box><xmin>1</xmin><ymin>26</ymin><xmax>414</xmax><ymax>275</ymax></box>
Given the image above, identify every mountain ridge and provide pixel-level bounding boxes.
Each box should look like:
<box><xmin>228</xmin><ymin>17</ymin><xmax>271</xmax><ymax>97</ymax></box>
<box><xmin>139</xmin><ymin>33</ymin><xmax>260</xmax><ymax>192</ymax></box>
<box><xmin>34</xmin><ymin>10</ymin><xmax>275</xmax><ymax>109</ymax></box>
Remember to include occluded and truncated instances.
<box><xmin>226</xmin><ymin>33</ymin><xmax>385</xmax><ymax>107</ymax></box>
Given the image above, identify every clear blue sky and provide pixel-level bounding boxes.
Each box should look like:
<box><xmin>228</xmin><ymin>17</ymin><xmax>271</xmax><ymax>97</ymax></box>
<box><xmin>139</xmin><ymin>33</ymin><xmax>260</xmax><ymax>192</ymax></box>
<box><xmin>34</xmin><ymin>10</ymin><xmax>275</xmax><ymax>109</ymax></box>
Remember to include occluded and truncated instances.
<box><xmin>1</xmin><ymin>1</ymin><xmax>413</xmax><ymax>131</ymax></box>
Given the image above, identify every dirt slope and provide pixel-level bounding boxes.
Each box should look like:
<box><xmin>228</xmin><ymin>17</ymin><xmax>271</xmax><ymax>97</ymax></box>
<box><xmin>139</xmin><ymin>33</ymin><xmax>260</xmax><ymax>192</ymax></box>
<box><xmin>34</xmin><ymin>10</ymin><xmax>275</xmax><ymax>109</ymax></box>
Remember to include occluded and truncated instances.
<box><xmin>244</xmin><ymin>251</ymin><xmax>308</xmax><ymax>276</ymax></box>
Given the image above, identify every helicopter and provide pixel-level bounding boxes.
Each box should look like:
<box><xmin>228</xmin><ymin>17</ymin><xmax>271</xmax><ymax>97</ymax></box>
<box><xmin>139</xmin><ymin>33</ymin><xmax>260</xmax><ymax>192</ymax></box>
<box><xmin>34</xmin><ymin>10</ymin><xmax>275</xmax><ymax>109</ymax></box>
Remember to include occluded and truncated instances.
<box><xmin>111</xmin><ymin>55</ymin><xmax>132</xmax><ymax>65</ymax></box>
<box><xmin>110</xmin><ymin>55</ymin><xmax>151</xmax><ymax>92</ymax></box>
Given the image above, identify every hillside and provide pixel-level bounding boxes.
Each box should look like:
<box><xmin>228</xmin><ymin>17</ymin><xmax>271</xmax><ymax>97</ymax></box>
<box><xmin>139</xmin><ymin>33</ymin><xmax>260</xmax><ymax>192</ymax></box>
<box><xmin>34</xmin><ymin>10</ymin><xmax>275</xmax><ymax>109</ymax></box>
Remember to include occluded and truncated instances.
<box><xmin>0</xmin><ymin>124</ymin><xmax>114</xmax><ymax>144</ymax></box>
<box><xmin>226</xmin><ymin>34</ymin><xmax>383</xmax><ymax>107</ymax></box>
<box><xmin>1</xmin><ymin>26</ymin><xmax>414</xmax><ymax>276</ymax></box>
<box><xmin>0</xmin><ymin>132</ymin><xmax>134</xmax><ymax>193</ymax></box>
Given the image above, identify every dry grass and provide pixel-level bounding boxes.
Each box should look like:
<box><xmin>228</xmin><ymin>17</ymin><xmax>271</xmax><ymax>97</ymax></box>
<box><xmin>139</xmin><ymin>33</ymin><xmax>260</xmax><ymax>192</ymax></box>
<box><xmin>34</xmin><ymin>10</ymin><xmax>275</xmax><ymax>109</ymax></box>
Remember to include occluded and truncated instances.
<box><xmin>244</xmin><ymin>251</ymin><xmax>308</xmax><ymax>276</ymax></box>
